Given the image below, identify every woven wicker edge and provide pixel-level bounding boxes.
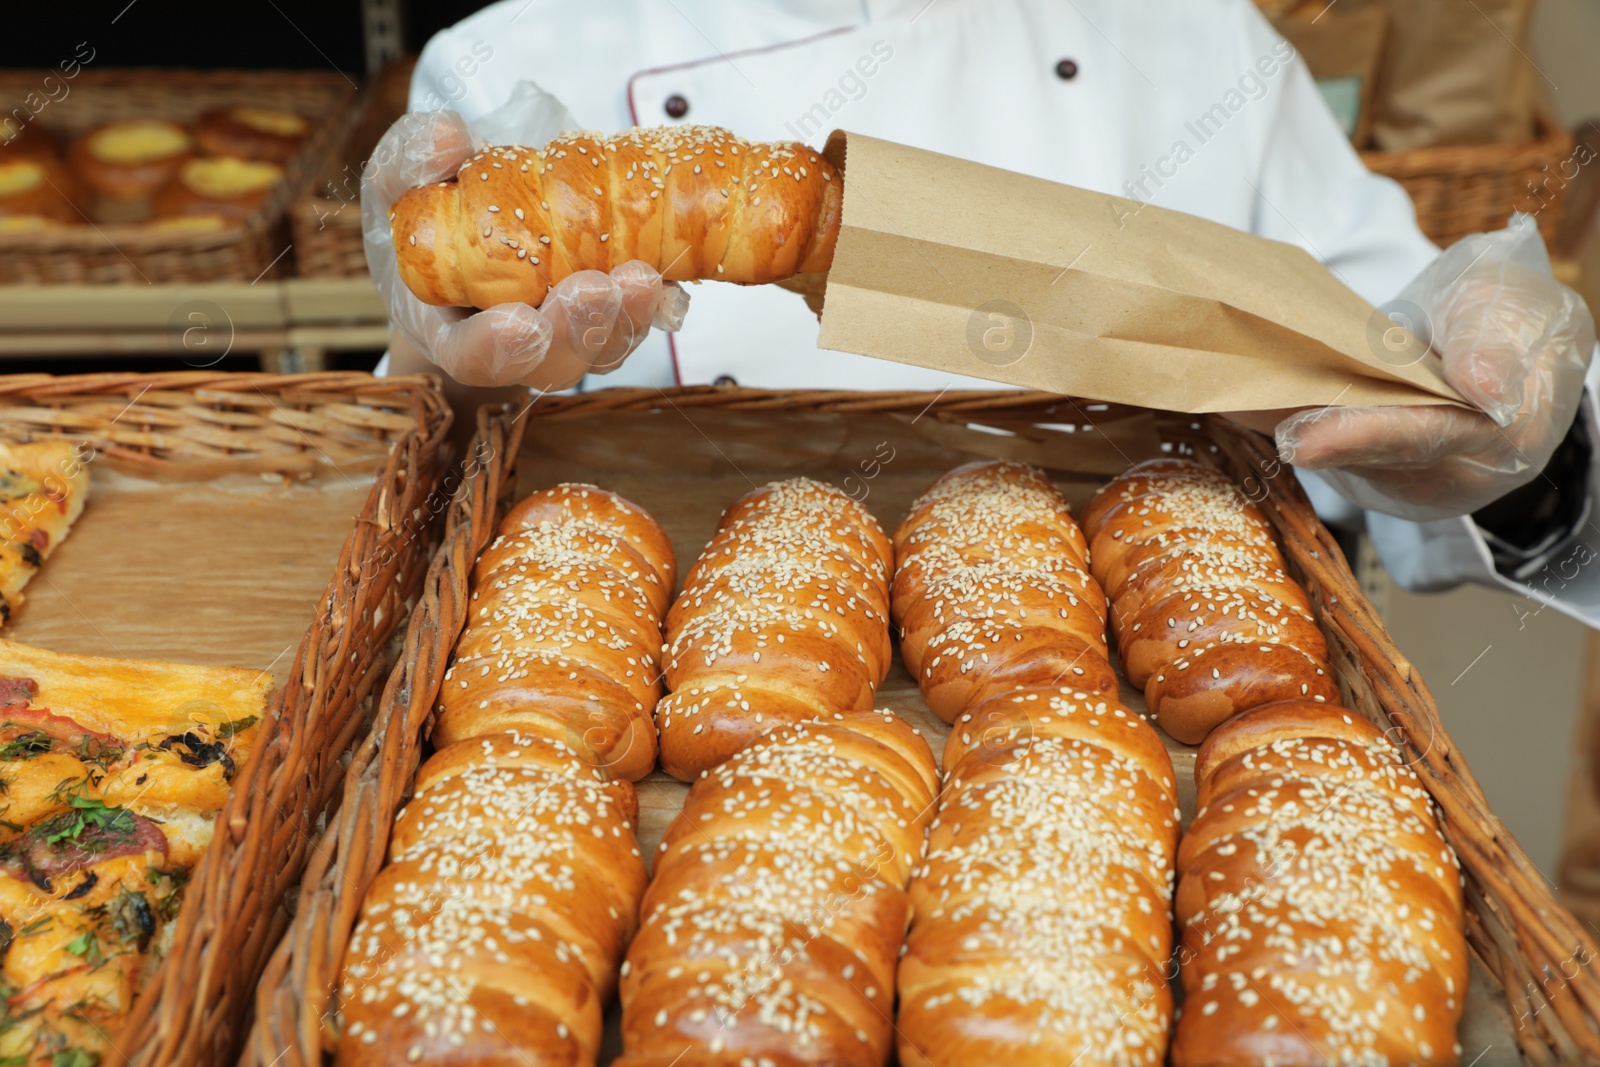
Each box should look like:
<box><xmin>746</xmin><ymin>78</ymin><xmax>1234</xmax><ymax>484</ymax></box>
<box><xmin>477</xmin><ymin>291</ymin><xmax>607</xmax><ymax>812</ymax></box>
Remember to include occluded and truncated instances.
<box><xmin>0</xmin><ymin>69</ymin><xmax>357</xmax><ymax>283</ymax></box>
<box><xmin>0</xmin><ymin>371</ymin><xmax>440</xmax><ymax>477</ymax></box>
<box><xmin>244</xmin><ymin>404</ymin><xmax>523</xmax><ymax>1067</ymax></box>
<box><xmin>1201</xmin><ymin>414</ymin><xmax>1600</xmax><ymax>1065</ymax></box>
<box><xmin>0</xmin><ymin>371</ymin><xmax>451</xmax><ymax>1066</ymax></box>
<box><xmin>241</xmin><ymin>386</ymin><xmax>1597</xmax><ymax>1065</ymax></box>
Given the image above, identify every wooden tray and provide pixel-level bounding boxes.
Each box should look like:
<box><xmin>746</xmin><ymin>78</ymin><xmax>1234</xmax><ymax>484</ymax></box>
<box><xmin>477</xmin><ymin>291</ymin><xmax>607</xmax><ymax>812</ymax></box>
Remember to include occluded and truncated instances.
<box><xmin>0</xmin><ymin>371</ymin><xmax>451</xmax><ymax>1066</ymax></box>
<box><xmin>245</xmin><ymin>387</ymin><xmax>1600</xmax><ymax>1067</ymax></box>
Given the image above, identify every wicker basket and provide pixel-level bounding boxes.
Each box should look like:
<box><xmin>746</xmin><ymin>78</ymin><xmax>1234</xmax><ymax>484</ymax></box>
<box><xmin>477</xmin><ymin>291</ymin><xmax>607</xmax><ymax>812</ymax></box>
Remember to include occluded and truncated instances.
<box><xmin>244</xmin><ymin>387</ymin><xmax>1600</xmax><ymax>1066</ymax></box>
<box><xmin>291</xmin><ymin>57</ymin><xmax>416</xmax><ymax>279</ymax></box>
<box><xmin>0</xmin><ymin>70</ymin><xmax>358</xmax><ymax>284</ymax></box>
<box><xmin>1362</xmin><ymin>111</ymin><xmax>1576</xmax><ymax>250</ymax></box>
<box><xmin>0</xmin><ymin>371</ymin><xmax>452</xmax><ymax>1066</ymax></box>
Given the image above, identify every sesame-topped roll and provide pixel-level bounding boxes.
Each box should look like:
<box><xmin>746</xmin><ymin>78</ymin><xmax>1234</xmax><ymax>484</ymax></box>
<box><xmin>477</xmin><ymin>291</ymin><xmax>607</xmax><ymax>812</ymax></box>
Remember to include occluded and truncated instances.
<box><xmin>434</xmin><ymin>483</ymin><xmax>676</xmax><ymax>781</ymax></box>
<box><xmin>1082</xmin><ymin>459</ymin><xmax>1339</xmax><ymax>745</ymax></box>
<box><xmin>334</xmin><ymin>483</ymin><xmax>672</xmax><ymax>1067</ymax></box>
<box><xmin>618</xmin><ymin>711</ymin><xmax>939</xmax><ymax>1067</ymax></box>
<box><xmin>892</xmin><ymin>461</ymin><xmax>1119</xmax><ymax>722</ymax></box>
<box><xmin>391</xmin><ymin>125</ymin><xmax>842</xmax><ymax>310</ymax></box>
<box><xmin>335</xmin><ymin>732</ymin><xmax>648</xmax><ymax>1067</ymax></box>
<box><xmin>896</xmin><ymin>688</ymin><xmax>1182</xmax><ymax>1067</ymax></box>
<box><xmin>655</xmin><ymin>477</ymin><xmax>894</xmax><ymax>780</ymax></box>
<box><xmin>1173</xmin><ymin>701</ymin><xmax>1468</xmax><ymax>1067</ymax></box>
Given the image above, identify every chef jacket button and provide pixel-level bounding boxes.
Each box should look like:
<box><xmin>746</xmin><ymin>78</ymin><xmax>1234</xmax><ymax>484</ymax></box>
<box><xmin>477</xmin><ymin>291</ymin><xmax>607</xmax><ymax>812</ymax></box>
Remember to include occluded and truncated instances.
<box><xmin>664</xmin><ymin>94</ymin><xmax>690</xmax><ymax>119</ymax></box>
<box><xmin>1055</xmin><ymin>58</ymin><xmax>1079</xmax><ymax>80</ymax></box>
<box><xmin>713</xmin><ymin>374</ymin><xmax>738</xmax><ymax>386</ymax></box>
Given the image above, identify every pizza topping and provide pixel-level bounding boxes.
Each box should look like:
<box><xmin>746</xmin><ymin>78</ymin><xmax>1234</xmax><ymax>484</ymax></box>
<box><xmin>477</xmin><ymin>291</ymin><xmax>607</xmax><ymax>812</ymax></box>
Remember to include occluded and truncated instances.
<box><xmin>0</xmin><ymin>677</ymin><xmax>37</xmax><ymax>709</ymax></box>
<box><xmin>0</xmin><ymin>728</ymin><xmax>52</xmax><ymax>760</ymax></box>
<box><xmin>0</xmin><ymin>708</ymin><xmax>123</xmax><ymax>767</ymax></box>
<box><xmin>215</xmin><ymin>715</ymin><xmax>259</xmax><ymax>739</ymax></box>
<box><xmin>18</xmin><ymin>542</ymin><xmax>40</xmax><ymax>569</ymax></box>
<box><xmin>1</xmin><ymin>793</ymin><xmax>167</xmax><ymax>890</ymax></box>
<box><xmin>157</xmin><ymin>732</ymin><xmax>234</xmax><ymax>780</ymax></box>
<box><xmin>62</xmin><ymin>871</ymin><xmax>98</xmax><ymax>900</ymax></box>
<box><xmin>28</xmin><ymin>528</ymin><xmax>47</xmax><ymax>553</ymax></box>
<box><xmin>104</xmin><ymin>887</ymin><xmax>156</xmax><ymax>951</ymax></box>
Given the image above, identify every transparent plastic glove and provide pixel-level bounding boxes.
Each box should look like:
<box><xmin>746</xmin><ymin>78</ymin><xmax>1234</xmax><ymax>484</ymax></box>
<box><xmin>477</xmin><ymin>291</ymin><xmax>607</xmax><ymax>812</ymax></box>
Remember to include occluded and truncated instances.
<box><xmin>1276</xmin><ymin>214</ymin><xmax>1595</xmax><ymax>522</ymax></box>
<box><xmin>362</xmin><ymin>89</ymin><xmax>688</xmax><ymax>390</ymax></box>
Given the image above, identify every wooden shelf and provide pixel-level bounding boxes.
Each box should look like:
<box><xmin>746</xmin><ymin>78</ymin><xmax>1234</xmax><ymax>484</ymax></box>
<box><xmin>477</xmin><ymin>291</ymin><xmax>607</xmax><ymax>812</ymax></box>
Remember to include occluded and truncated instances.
<box><xmin>0</xmin><ymin>277</ymin><xmax>388</xmax><ymax>368</ymax></box>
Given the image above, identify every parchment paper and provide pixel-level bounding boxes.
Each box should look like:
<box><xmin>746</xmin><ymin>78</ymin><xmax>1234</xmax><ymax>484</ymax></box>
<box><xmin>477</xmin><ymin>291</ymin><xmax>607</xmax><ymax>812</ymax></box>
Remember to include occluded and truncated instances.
<box><xmin>8</xmin><ymin>465</ymin><xmax>376</xmax><ymax>687</ymax></box>
<box><xmin>817</xmin><ymin>131</ymin><xmax>1465</xmax><ymax>415</ymax></box>
<box><xmin>516</xmin><ymin>406</ymin><xmax>1522</xmax><ymax>1066</ymax></box>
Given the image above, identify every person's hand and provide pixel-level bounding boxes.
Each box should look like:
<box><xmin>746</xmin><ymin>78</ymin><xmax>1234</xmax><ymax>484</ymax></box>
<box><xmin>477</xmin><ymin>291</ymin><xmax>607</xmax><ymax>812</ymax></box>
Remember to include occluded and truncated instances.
<box><xmin>1274</xmin><ymin>215</ymin><xmax>1595</xmax><ymax>522</ymax></box>
<box><xmin>362</xmin><ymin>99</ymin><xmax>688</xmax><ymax>391</ymax></box>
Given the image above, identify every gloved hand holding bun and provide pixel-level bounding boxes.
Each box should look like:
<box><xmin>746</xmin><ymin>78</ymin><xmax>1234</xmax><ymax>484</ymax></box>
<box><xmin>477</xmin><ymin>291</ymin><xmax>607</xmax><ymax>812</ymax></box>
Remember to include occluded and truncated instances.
<box><xmin>1276</xmin><ymin>215</ymin><xmax>1596</xmax><ymax>523</ymax></box>
<box><xmin>362</xmin><ymin>86</ymin><xmax>689</xmax><ymax>391</ymax></box>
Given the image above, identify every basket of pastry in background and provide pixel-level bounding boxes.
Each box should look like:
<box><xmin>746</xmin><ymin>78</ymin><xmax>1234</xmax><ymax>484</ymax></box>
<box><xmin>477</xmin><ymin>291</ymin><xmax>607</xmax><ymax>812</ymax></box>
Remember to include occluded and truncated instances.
<box><xmin>0</xmin><ymin>68</ymin><xmax>358</xmax><ymax>284</ymax></box>
<box><xmin>243</xmin><ymin>385</ymin><xmax>1600</xmax><ymax>1067</ymax></box>
<box><xmin>290</xmin><ymin>56</ymin><xmax>416</xmax><ymax>279</ymax></box>
<box><xmin>0</xmin><ymin>371</ymin><xmax>450</xmax><ymax>1066</ymax></box>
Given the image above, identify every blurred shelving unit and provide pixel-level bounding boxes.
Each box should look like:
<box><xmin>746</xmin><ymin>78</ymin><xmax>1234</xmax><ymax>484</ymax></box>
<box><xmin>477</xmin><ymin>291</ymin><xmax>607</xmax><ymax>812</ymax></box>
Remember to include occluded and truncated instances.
<box><xmin>0</xmin><ymin>278</ymin><xmax>387</xmax><ymax>372</ymax></box>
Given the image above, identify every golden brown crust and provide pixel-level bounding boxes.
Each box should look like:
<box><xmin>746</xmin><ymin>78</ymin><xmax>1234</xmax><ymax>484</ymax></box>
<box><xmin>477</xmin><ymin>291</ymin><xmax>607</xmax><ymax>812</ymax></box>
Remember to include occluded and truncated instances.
<box><xmin>898</xmin><ymin>690</ymin><xmax>1181</xmax><ymax>1067</ymax></box>
<box><xmin>0</xmin><ymin>440</ymin><xmax>89</xmax><ymax>623</ymax></box>
<box><xmin>0</xmin><ymin>155</ymin><xmax>82</xmax><ymax>225</ymax></box>
<box><xmin>892</xmin><ymin>461</ymin><xmax>1116</xmax><ymax>723</ymax></box>
<box><xmin>338</xmin><ymin>486</ymin><xmax>667</xmax><ymax>1065</ymax></box>
<box><xmin>619</xmin><ymin>714</ymin><xmax>937</xmax><ymax>1067</ymax></box>
<box><xmin>1172</xmin><ymin>702</ymin><xmax>1467</xmax><ymax>1067</ymax></box>
<box><xmin>193</xmin><ymin>106</ymin><xmax>307</xmax><ymax>165</ymax></box>
<box><xmin>336</xmin><ymin>731</ymin><xmax>647</xmax><ymax>1067</ymax></box>
<box><xmin>436</xmin><ymin>483</ymin><xmax>674</xmax><ymax>782</ymax></box>
<box><xmin>1085</xmin><ymin>459</ymin><xmax>1336</xmax><ymax>744</ymax></box>
<box><xmin>391</xmin><ymin>126</ymin><xmax>842</xmax><ymax>309</ymax></box>
<box><xmin>656</xmin><ymin>478</ymin><xmax>892</xmax><ymax>781</ymax></box>
<box><xmin>67</xmin><ymin>119</ymin><xmax>192</xmax><ymax>202</ymax></box>
<box><xmin>0</xmin><ymin>639</ymin><xmax>270</xmax><ymax>1067</ymax></box>
<box><xmin>150</xmin><ymin>157</ymin><xmax>282</xmax><ymax>225</ymax></box>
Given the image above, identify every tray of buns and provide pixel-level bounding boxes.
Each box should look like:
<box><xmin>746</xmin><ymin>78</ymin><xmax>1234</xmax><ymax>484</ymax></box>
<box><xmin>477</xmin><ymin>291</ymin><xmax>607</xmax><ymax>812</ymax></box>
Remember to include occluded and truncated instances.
<box><xmin>0</xmin><ymin>69</ymin><xmax>357</xmax><ymax>284</ymax></box>
<box><xmin>248</xmin><ymin>387</ymin><xmax>1598</xmax><ymax>1067</ymax></box>
<box><xmin>0</xmin><ymin>371</ymin><xmax>448</xmax><ymax>1066</ymax></box>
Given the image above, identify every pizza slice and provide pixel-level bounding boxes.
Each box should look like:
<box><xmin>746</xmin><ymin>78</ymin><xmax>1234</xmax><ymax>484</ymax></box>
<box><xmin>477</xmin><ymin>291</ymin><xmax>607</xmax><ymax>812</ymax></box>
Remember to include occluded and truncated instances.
<box><xmin>0</xmin><ymin>639</ymin><xmax>272</xmax><ymax>1066</ymax></box>
<box><xmin>0</xmin><ymin>440</ymin><xmax>90</xmax><ymax>625</ymax></box>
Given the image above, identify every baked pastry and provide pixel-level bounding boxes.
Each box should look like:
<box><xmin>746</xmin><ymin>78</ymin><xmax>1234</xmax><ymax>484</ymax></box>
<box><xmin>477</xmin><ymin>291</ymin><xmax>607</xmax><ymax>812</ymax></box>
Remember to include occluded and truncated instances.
<box><xmin>618</xmin><ymin>711</ymin><xmax>938</xmax><ymax>1067</ymax></box>
<box><xmin>0</xmin><ymin>129</ymin><xmax>80</xmax><ymax>227</ymax></box>
<box><xmin>655</xmin><ymin>477</ymin><xmax>892</xmax><ymax>780</ymax></box>
<box><xmin>892</xmin><ymin>461</ymin><xmax>1118</xmax><ymax>722</ymax></box>
<box><xmin>0</xmin><ymin>440</ymin><xmax>90</xmax><ymax>624</ymax></box>
<box><xmin>897</xmin><ymin>687</ymin><xmax>1181</xmax><ymax>1067</ymax></box>
<box><xmin>151</xmin><ymin>156</ymin><xmax>283</xmax><ymax>225</ymax></box>
<box><xmin>335</xmin><ymin>484</ymin><xmax>671</xmax><ymax>1066</ymax></box>
<box><xmin>1173</xmin><ymin>700</ymin><xmax>1468</xmax><ymax>1066</ymax></box>
<box><xmin>0</xmin><ymin>157</ymin><xmax>81</xmax><ymax>226</ymax></box>
<box><xmin>0</xmin><ymin>638</ymin><xmax>271</xmax><ymax>1067</ymax></box>
<box><xmin>335</xmin><ymin>731</ymin><xmax>648</xmax><ymax>1067</ymax></box>
<box><xmin>433</xmin><ymin>483</ymin><xmax>676</xmax><ymax>781</ymax></box>
<box><xmin>1082</xmin><ymin>459</ymin><xmax>1338</xmax><ymax>744</ymax></box>
<box><xmin>195</xmin><ymin>106</ymin><xmax>308</xmax><ymax>165</ymax></box>
<box><xmin>391</xmin><ymin>125</ymin><xmax>841</xmax><ymax>309</ymax></box>
<box><xmin>67</xmin><ymin>119</ymin><xmax>192</xmax><ymax>219</ymax></box>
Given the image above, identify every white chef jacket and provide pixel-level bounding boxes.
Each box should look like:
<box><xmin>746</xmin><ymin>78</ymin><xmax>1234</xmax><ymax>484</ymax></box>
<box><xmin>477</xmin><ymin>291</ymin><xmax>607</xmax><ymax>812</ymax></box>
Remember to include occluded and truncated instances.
<box><xmin>411</xmin><ymin>0</ymin><xmax>1600</xmax><ymax>627</ymax></box>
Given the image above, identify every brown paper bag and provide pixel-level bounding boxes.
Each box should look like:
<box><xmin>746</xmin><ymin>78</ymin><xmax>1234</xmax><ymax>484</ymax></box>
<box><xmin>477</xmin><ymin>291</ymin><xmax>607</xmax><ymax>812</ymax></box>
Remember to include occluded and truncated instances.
<box><xmin>1272</xmin><ymin>6</ymin><xmax>1389</xmax><ymax>146</ymax></box>
<box><xmin>1362</xmin><ymin>0</ymin><xmax>1539</xmax><ymax>150</ymax></box>
<box><xmin>816</xmin><ymin>131</ymin><xmax>1464</xmax><ymax>415</ymax></box>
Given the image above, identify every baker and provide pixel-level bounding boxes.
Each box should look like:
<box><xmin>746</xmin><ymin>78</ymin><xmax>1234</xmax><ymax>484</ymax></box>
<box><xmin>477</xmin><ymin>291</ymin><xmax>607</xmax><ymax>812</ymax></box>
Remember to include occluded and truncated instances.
<box><xmin>368</xmin><ymin>0</ymin><xmax>1600</xmax><ymax>624</ymax></box>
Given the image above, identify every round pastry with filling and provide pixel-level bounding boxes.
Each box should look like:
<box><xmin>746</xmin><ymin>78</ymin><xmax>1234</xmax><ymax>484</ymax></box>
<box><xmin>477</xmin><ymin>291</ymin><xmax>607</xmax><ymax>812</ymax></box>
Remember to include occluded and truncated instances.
<box><xmin>68</xmin><ymin>119</ymin><xmax>193</xmax><ymax>206</ymax></box>
<box><xmin>152</xmin><ymin>156</ymin><xmax>283</xmax><ymax>225</ymax></box>
<box><xmin>195</xmin><ymin>106</ymin><xmax>308</xmax><ymax>165</ymax></box>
